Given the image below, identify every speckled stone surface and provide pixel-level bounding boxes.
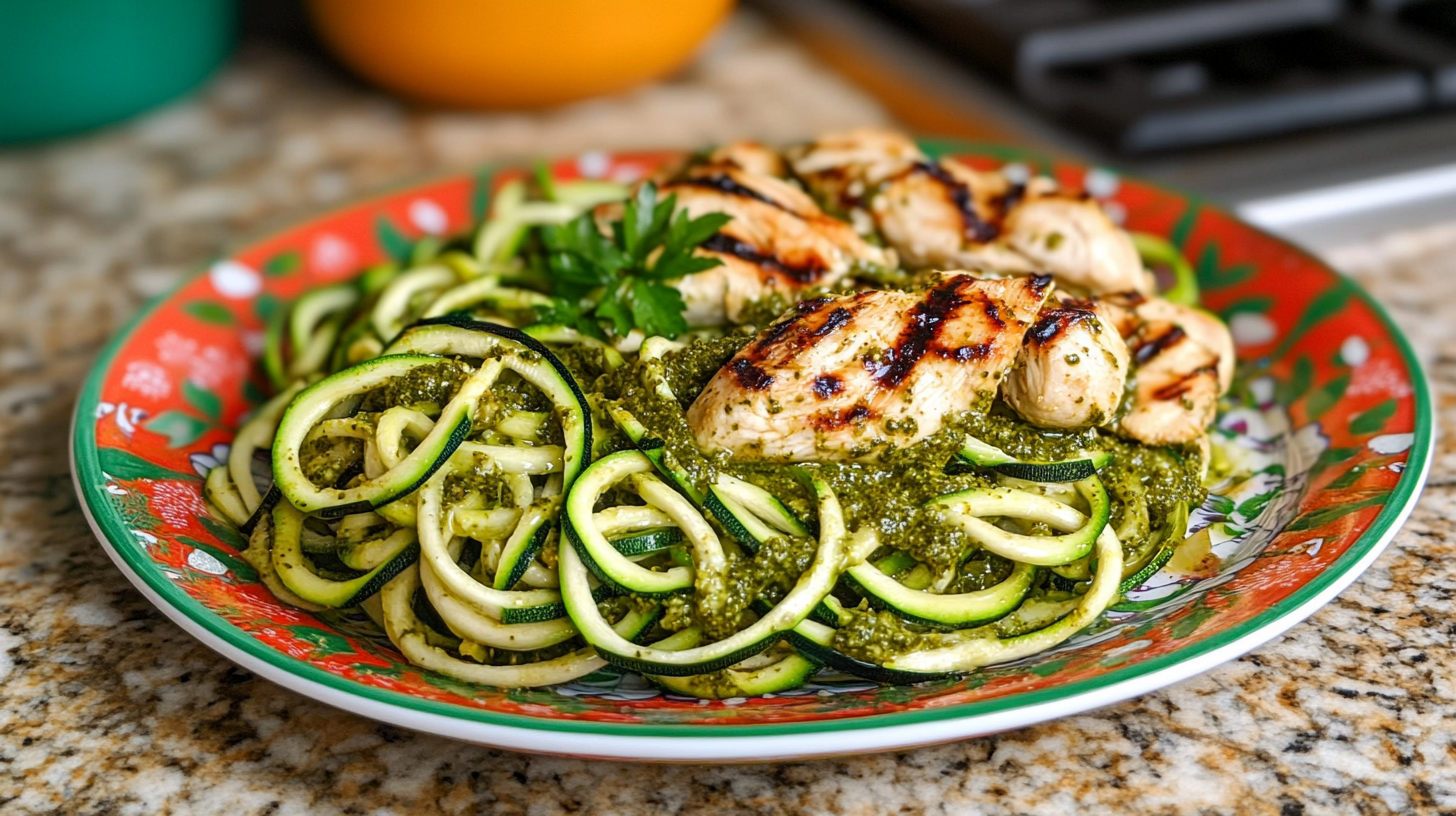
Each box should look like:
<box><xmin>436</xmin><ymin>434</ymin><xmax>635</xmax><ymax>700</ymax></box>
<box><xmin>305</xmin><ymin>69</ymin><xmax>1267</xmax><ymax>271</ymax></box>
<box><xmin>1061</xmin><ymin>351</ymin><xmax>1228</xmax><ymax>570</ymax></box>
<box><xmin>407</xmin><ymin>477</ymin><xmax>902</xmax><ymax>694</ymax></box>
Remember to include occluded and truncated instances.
<box><xmin>2</xmin><ymin>16</ymin><xmax>1453</xmax><ymax>816</ymax></box>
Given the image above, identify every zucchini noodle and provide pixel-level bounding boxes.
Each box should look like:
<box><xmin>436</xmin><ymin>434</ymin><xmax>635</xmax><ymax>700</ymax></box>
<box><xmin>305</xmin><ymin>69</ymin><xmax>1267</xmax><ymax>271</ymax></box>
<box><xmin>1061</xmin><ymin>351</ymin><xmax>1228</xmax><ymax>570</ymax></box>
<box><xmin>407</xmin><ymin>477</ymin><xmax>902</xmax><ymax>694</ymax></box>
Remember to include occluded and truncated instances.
<box><xmin>206</xmin><ymin>146</ymin><xmax>1217</xmax><ymax>699</ymax></box>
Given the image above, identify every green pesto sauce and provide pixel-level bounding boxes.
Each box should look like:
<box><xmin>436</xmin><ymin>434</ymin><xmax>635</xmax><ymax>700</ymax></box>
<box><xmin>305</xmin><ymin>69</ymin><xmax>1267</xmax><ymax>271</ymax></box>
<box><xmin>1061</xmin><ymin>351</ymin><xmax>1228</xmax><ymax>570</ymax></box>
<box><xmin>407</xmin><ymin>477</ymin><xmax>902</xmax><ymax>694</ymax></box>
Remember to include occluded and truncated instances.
<box><xmin>551</xmin><ymin>344</ymin><xmax>616</xmax><ymax>391</ymax></box>
<box><xmin>442</xmin><ymin>453</ymin><xmax>515</xmax><ymax>508</ymax></box>
<box><xmin>728</xmin><ymin>420</ymin><xmax>996</xmax><ymax>570</ymax></box>
<box><xmin>301</xmin><ymin>436</ymin><xmax>362</xmax><ymax>488</ymax></box>
<box><xmin>733</xmin><ymin>293</ymin><xmax>793</xmax><ymax>330</ymax></box>
<box><xmin>695</xmin><ymin>534</ymin><xmax>819</xmax><ymax>641</ymax></box>
<box><xmin>598</xmin><ymin>335</ymin><xmax>750</xmax><ymax>497</ymax></box>
<box><xmin>960</xmin><ymin>404</ymin><xmax>1206</xmax><ymax>535</ymax></box>
<box><xmin>361</xmin><ymin>360</ymin><xmax>472</xmax><ymax>413</ymax></box>
<box><xmin>948</xmin><ymin>552</ymin><xmax>1016</xmax><ymax>594</ymax></box>
<box><xmin>473</xmin><ymin>371</ymin><xmax>562</xmax><ymax>445</ymax></box>
<box><xmin>831</xmin><ymin>606</ymin><xmax>941</xmax><ymax>665</ymax></box>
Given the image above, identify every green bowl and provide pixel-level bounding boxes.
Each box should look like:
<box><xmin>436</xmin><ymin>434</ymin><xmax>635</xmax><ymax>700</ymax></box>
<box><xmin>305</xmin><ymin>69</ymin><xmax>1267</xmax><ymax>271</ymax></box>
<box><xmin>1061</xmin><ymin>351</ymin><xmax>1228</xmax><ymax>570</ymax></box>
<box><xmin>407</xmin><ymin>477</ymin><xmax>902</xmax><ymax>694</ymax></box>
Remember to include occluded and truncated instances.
<box><xmin>0</xmin><ymin>0</ymin><xmax>236</xmax><ymax>144</ymax></box>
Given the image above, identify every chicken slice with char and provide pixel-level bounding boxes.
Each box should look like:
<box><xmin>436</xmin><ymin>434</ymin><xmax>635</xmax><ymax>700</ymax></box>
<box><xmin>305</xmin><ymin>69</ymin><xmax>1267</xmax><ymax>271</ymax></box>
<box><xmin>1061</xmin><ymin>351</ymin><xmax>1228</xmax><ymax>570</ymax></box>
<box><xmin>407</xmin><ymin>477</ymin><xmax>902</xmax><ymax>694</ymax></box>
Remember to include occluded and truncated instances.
<box><xmin>1071</xmin><ymin>292</ymin><xmax>1231</xmax><ymax>445</ymax></box>
<box><xmin>664</xmin><ymin>164</ymin><xmax>894</xmax><ymax>326</ymax></box>
<box><xmin>788</xmin><ymin>128</ymin><xmax>1151</xmax><ymax>296</ymax></box>
<box><xmin>1118</xmin><ymin>320</ymin><xmax>1222</xmax><ymax>446</ymax></box>
<box><xmin>707</xmin><ymin>141</ymin><xmax>786</xmax><ymax>178</ymax></box>
<box><xmin>788</xmin><ymin>128</ymin><xmax>927</xmax><ymax>215</ymax></box>
<box><xmin>687</xmin><ymin>273</ymin><xmax>1052</xmax><ymax>461</ymax></box>
<box><xmin>1000</xmin><ymin>192</ymin><xmax>1150</xmax><ymax>295</ymax></box>
<box><xmin>1002</xmin><ymin>296</ymin><xmax>1130</xmax><ymax>429</ymax></box>
<box><xmin>1107</xmin><ymin>294</ymin><xmax>1235</xmax><ymax>393</ymax></box>
<box><xmin>872</xmin><ymin>158</ymin><xmax>1045</xmax><ymax>274</ymax></box>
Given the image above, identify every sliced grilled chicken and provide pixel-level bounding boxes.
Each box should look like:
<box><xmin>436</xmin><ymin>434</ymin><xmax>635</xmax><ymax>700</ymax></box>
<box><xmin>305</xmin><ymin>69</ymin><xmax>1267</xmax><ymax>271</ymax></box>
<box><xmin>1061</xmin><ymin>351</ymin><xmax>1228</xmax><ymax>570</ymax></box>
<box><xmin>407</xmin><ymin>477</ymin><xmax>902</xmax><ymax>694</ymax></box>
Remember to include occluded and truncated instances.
<box><xmin>1003</xmin><ymin>296</ymin><xmax>1131</xmax><ymax>429</ymax></box>
<box><xmin>687</xmin><ymin>273</ymin><xmax>1052</xmax><ymax>461</ymax></box>
<box><xmin>787</xmin><ymin>128</ymin><xmax>927</xmax><ymax>215</ymax></box>
<box><xmin>871</xmin><ymin>158</ymin><xmax>1045</xmax><ymax>273</ymax></box>
<box><xmin>664</xmin><ymin>164</ymin><xmax>894</xmax><ymax>326</ymax></box>
<box><xmin>1119</xmin><ymin>320</ymin><xmax>1221</xmax><ymax>446</ymax></box>
<box><xmin>1000</xmin><ymin>192</ymin><xmax>1151</xmax><ymax>296</ymax></box>
<box><xmin>1114</xmin><ymin>295</ymin><xmax>1234</xmax><ymax>393</ymax></box>
<box><xmin>707</xmin><ymin>141</ymin><xmax>786</xmax><ymax>178</ymax></box>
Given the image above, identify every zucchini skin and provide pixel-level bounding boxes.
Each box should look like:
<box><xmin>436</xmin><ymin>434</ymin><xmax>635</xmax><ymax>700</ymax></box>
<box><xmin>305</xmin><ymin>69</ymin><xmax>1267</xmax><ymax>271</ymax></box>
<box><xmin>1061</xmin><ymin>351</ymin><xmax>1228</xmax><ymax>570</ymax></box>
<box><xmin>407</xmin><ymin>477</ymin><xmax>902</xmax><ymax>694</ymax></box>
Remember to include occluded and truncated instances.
<box><xmin>745</xmin><ymin>599</ymin><xmax>954</xmax><ymax>685</ymax></box>
<box><xmin>272</xmin><ymin>354</ymin><xmax>479</xmax><ymax>518</ymax></box>
<box><xmin>239</xmin><ymin>484</ymin><xmax>283</xmax><ymax>536</ymax></box>
<box><xmin>884</xmin><ymin>524</ymin><xmax>1125</xmax><ymax>674</ymax></box>
<box><xmin>497</xmin><ymin>583</ymin><xmax>613</xmax><ymax>625</ymax></box>
<box><xmin>561</xmin><ymin>450</ymin><xmax>696</xmax><ymax>596</ymax></box>
<box><xmin>609</xmin><ymin>405</ymin><xmax>809</xmax><ymax>554</ymax></box>
<box><xmin>609</xmin><ymin>528</ymin><xmax>684</xmax><ymax>557</ymax></box>
<box><xmin>956</xmin><ymin>437</ymin><xmax>1111</xmax><ymax>483</ymax></box>
<box><xmin>844</xmin><ymin>560</ymin><xmax>1037</xmax><ymax>630</ymax></box>
<box><xmin>492</xmin><ymin>498</ymin><xmax>556</xmax><ymax>591</ymax></box>
<box><xmin>784</xmin><ymin>621</ymin><xmax>953</xmax><ymax>686</ymax></box>
<box><xmin>649</xmin><ymin>647</ymin><xmax>821</xmax><ymax>699</ymax></box>
<box><xmin>561</xmin><ymin>472</ymin><xmax>857</xmax><ymax>678</ymax></box>
<box><xmin>392</xmin><ymin>314</ymin><xmax>594</xmax><ymax>486</ymax></box>
<box><xmin>929</xmin><ymin>477</ymin><xmax>1112</xmax><ymax>567</ymax></box>
<box><xmin>270</xmin><ymin>501</ymin><xmax>419</xmax><ymax>608</ymax></box>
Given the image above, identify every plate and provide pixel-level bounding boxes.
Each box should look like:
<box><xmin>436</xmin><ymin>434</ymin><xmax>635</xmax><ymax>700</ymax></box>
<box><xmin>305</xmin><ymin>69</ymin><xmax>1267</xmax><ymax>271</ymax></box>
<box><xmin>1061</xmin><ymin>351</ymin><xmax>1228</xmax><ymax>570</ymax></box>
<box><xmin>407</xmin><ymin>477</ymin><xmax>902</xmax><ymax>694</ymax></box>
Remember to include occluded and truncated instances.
<box><xmin>71</xmin><ymin>142</ymin><xmax>1433</xmax><ymax>761</ymax></box>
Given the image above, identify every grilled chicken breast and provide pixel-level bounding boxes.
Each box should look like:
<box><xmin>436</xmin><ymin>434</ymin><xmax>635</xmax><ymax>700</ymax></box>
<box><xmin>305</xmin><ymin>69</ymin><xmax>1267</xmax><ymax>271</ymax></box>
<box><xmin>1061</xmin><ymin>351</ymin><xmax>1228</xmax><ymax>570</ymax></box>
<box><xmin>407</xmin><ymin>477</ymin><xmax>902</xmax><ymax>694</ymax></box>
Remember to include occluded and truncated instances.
<box><xmin>664</xmin><ymin>164</ymin><xmax>895</xmax><ymax>326</ymax></box>
<box><xmin>787</xmin><ymin>128</ymin><xmax>927</xmax><ymax>215</ymax></box>
<box><xmin>707</xmin><ymin>141</ymin><xmax>786</xmax><ymax>178</ymax></box>
<box><xmin>872</xmin><ymin>163</ymin><xmax>1149</xmax><ymax>296</ymax></box>
<box><xmin>1000</xmin><ymin>192</ymin><xmax>1150</xmax><ymax>295</ymax></box>
<box><xmin>1003</xmin><ymin>296</ymin><xmax>1131</xmax><ymax>429</ymax></box>
<box><xmin>687</xmin><ymin>273</ymin><xmax>1052</xmax><ymax>461</ymax></box>
<box><xmin>1119</xmin><ymin>319</ymin><xmax>1221</xmax><ymax>446</ymax></box>
<box><xmin>872</xmin><ymin>159</ymin><xmax>1047</xmax><ymax>274</ymax></box>
<box><xmin>1075</xmin><ymin>292</ymin><xmax>1231</xmax><ymax>445</ymax></box>
<box><xmin>1112</xmin><ymin>295</ymin><xmax>1235</xmax><ymax>392</ymax></box>
<box><xmin>788</xmin><ymin>129</ymin><xmax>1151</xmax><ymax>296</ymax></box>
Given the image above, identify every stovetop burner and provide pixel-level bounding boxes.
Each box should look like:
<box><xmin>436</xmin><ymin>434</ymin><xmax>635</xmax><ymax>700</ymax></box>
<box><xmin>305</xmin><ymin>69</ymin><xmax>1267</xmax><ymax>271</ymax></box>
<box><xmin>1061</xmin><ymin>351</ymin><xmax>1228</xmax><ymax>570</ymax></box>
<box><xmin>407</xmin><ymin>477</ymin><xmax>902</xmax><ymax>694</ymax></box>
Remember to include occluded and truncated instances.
<box><xmin>870</xmin><ymin>0</ymin><xmax>1456</xmax><ymax>153</ymax></box>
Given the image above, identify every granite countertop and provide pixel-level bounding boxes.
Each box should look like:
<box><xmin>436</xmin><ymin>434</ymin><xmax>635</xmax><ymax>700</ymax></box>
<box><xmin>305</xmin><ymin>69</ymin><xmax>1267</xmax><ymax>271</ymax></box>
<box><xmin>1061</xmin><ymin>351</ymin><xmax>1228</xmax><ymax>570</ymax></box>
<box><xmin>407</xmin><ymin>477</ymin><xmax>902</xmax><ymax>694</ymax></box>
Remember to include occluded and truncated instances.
<box><xmin>2</xmin><ymin>15</ymin><xmax>1453</xmax><ymax>815</ymax></box>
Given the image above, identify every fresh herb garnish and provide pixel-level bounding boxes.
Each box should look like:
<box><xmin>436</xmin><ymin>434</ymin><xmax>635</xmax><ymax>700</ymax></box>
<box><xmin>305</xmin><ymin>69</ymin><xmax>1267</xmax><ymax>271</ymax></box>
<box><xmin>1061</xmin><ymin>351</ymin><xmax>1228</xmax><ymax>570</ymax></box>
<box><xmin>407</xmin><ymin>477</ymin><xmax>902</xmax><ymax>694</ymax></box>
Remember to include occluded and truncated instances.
<box><xmin>532</xmin><ymin>183</ymin><xmax>731</xmax><ymax>340</ymax></box>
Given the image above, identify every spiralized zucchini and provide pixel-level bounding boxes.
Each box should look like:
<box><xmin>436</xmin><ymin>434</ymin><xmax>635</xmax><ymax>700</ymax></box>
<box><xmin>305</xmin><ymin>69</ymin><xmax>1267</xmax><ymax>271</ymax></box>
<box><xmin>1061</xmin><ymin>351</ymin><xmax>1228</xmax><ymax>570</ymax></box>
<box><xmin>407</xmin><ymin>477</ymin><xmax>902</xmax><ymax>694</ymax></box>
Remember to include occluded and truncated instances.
<box><xmin>203</xmin><ymin>166</ymin><xmax>1205</xmax><ymax>698</ymax></box>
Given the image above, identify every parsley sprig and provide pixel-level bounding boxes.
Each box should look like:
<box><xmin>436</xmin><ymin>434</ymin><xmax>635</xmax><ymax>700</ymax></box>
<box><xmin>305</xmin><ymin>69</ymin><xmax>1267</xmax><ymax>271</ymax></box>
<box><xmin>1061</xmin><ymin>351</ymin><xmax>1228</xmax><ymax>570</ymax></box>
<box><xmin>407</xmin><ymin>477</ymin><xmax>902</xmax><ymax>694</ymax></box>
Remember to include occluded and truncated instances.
<box><xmin>533</xmin><ymin>183</ymin><xmax>731</xmax><ymax>340</ymax></box>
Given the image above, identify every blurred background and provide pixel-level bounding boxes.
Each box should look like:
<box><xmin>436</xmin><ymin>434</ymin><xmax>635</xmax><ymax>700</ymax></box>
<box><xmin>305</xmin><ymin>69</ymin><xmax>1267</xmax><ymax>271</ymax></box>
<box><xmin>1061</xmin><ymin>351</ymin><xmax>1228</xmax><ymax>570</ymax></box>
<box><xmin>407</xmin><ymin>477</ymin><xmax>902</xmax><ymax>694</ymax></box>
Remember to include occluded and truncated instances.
<box><xmin>7</xmin><ymin>0</ymin><xmax>1456</xmax><ymax>325</ymax></box>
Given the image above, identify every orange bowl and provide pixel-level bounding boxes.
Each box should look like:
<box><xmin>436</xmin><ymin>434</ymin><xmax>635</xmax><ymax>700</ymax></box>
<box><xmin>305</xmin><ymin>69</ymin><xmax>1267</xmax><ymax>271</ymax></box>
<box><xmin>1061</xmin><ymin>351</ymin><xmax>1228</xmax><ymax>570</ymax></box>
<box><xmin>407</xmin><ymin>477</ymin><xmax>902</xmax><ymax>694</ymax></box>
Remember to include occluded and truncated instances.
<box><xmin>308</xmin><ymin>0</ymin><xmax>734</xmax><ymax>109</ymax></box>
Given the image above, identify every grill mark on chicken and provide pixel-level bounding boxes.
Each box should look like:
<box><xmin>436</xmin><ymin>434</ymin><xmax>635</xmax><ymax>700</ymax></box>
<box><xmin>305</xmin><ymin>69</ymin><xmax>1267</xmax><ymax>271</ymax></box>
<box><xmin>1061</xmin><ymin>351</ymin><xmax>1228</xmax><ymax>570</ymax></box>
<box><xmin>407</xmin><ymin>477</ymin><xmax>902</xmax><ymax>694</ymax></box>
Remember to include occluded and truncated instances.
<box><xmin>1114</xmin><ymin>290</ymin><xmax>1149</xmax><ymax>308</ymax></box>
<box><xmin>680</xmin><ymin>174</ymin><xmax>782</xmax><ymax>209</ymax></box>
<box><xmin>813</xmin><ymin>403</ymin><xmax>874</xmax><ymax>430</ymax></box>
<box><xmin>748</xmin><ymin>298</ymin><xmax>830</xmax><ymax>356</ymax></box>
<box><xmin>810</xmin><ymin>307</ymin><xmax>853</xmax><ymax>337</ymax></box>
<box><xmin>1153</xmin><ymin>367</ymin><xmax>1218</xmax><ymax>401</ymax></box>
<box><xmin>983</xmin><ymin>301</ymin><xmax>1005</xmax><ymax>329</ymax></box>
<box><xmin>997</xmin><ymin>181</ymin><xmax>1027</xmax><ymax>214</ymax></box>
<box><xmin>1027</xmin><ymin>308</ymin><xmax>1096</xmax><ymax>346</ymax></box>
<box><xmin>687</xmin><ymin>274</ymin><xmax>1051</xmax><ymax>461</ymax></box>
<box><xmin>700</xmin><ymin>233</ymin><xmax>829</xmax><ymax>284</ymax></box>
<box><xmin>730</xmin><ymin>358</ymin><xmax>774</xmax><ymax>391</ymax></box>
<box><xmin>938</xmin><ymin>343</ymin><xmax>992</xmax><ymax>362</ymax></box>
<box><xmin>812</xmin><ymin>374</ymin><xmax>843</xmax><ymax>399</ymax></box>
<box><xmin>875</xmin><ymin>277</ymin><xmax>978</xmax><ymax>389</ymax></box>
<box><xmin>914</xmin><ymin>161</ymin><xmax>1000</xmax><ymax>243</ymax></box>
<box><xmin>1134</xmin><ymin>325</ymin><xmax>1187</xmax><ymax>366</ymax></box>
<box><xmin>747</xmin><ymin>298</ymin><xmax>854</xmax><ymax>366</ymax></box>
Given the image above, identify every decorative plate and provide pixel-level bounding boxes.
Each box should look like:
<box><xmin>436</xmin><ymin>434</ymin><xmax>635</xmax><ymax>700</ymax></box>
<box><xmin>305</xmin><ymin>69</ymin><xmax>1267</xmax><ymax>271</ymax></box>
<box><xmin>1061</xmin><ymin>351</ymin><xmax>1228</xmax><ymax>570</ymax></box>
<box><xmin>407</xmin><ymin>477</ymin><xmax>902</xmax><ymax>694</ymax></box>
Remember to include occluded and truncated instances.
<box><xmin>71</xmin><ymin>142</ymin><xmax>1432</xmax><ymax>761</ymax></box>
